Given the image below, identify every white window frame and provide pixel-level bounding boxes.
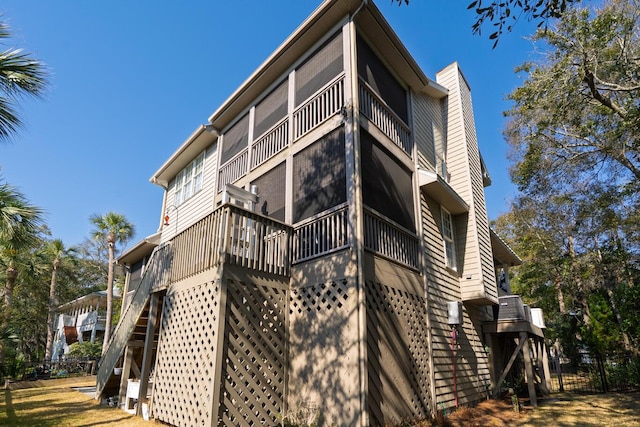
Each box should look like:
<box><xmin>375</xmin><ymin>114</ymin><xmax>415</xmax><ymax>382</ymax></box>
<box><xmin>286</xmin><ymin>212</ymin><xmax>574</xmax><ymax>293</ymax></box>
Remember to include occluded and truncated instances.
<box><xmin>174</xmin><ymin>151</ymin><xmax>205</xmax><ymax>206</ymax></box>
<box><xmin>441</xmin><ymin>207</ymin><xmax>457</xmax><ymax>270</ymax></box>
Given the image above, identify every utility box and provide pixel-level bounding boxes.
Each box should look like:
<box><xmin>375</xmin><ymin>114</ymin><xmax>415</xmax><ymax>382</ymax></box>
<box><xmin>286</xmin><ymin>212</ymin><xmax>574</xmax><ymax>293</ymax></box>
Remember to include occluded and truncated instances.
<box><xmin>497</xmin><ymin>295</ymin><xmax>526</xmax><ymax>321</ymax></box>
<box><xmin>530</xmin><ymin>308</ymin><xmax>546</xmax><ymax>328</ymax></box>
<box><xmin>447</xmin><ymin>301</ymin><xmax>462</xmax><ymax>325</ymax></box>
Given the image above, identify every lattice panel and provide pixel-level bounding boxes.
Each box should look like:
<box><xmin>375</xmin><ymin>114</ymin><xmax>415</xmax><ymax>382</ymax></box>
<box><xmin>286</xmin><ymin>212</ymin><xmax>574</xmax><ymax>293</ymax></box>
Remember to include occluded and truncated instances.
<box><xmin>290</xmin><ymin>280</ymin><xmax>349</xmax><ymax>315</ymax></box>
<box><xmin>366</xmin><ymin>280</ymin><xmax>431</xmax><ymax>425</ymax></box>
<box><xmin>218</xmin><ymin>280</ymin><xmax>287</xmax><ymax>426</ymax></box>
<box><xmin>152</xmin><ymin>282</ymin><xmax>220</xmax><ymax>426</ymax></box>
<box><xmin>288</xmin><ymin>279</ymin><xmax>358</xmax><ymax>425</ymax></box>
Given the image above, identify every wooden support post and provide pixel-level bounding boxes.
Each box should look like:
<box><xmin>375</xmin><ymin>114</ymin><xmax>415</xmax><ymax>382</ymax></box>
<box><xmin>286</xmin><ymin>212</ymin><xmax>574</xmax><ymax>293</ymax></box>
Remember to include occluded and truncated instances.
<box><xmin>211</xmin><ymin>279</ymin><xmax>228</xmax><ymax>427</ymax></box>
<box><xmin>136</xmin><ymin>292</ymin><xmax>160</xmax><ymax>416</ymax></box>
<box><xmin>521</xmin><ymin>332</ymin><xmax>537</xmax><ymax>406</ymax></box>
<box><xmin>541</xmin><ymin>339</ymin><xmax>552</xmax><ymax>393</ymax></box>
<box><xmin>118</xmin><ymin>346</ymin><xmax>135</xmax><ymax>408</ymax></box>
<box><xmin>485</xmin><ymin>333</ymin><xmax>496</xmax><ymax>392</ymax></box>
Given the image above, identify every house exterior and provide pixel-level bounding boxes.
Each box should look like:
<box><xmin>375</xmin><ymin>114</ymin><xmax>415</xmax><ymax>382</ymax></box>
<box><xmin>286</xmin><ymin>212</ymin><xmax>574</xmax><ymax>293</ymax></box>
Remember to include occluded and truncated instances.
<box><xmin>51</xmin><ymin>290</ymin><xmax>113</xmax><ymax>361</ymax></box>
<box><xmin>96</xmin><ymin>0</ymin><xmax>540</xmax><ymax>425</ymax></box>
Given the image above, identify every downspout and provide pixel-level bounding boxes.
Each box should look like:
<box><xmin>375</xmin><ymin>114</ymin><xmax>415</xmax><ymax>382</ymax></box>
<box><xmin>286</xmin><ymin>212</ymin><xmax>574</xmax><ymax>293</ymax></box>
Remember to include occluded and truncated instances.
<box><xmin>151</xmin><ymin>177</ymin><xmax>169</xmax><ymax>233</ymax></box>
<box><xmin>354</xmin><ymin>0</ymin><xmax>368</xmax><ymax>17</ymax></box>
<box><xmin>349</xmin><ymin>1</ymin><xmax>367</xmax><ymax>427</ymax></box>
<box><xmin>451</xmin><ymin>326</ymin><xmax>459</xmax><ymax>408</ymax></box>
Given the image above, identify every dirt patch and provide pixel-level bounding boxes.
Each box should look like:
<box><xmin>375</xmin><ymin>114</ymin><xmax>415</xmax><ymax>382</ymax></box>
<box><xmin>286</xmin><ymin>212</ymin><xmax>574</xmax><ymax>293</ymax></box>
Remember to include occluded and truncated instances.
<box><xmin>446</xmin><ymin>399</ymin><xmax>525</xmax><ymax>426</ymax></box>
<box><xmin>410</xmin><ymin>393</ymin><xmax>640</xmax><ymax>427</ymax></box>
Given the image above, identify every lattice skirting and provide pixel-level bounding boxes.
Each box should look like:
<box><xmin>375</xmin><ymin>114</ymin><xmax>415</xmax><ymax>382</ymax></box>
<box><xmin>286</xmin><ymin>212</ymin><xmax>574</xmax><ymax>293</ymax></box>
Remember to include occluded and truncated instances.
<box><xmin>288</xmin><ymin>280</ymin><xmax>360</xmax><ymax>426</ymax></box>
<box><xmin>152</xmin><ymin>281</ymin><xmax>221</xmax><ymax>426</ymax></box>
<box><xmin>218</xmin><ymin>279</ymin><xmax>288</xmax><ymax>426</ymax></box>
<box><xmin>366</xmin><ymin>280</ymin><xmax>431</xmax><ymax>426</ymax></box>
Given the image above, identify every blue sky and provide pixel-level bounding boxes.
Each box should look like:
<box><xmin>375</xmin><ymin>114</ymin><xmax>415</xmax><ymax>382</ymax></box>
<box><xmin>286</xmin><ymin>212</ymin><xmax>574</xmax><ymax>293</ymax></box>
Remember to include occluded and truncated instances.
<box><xmin>0</xmin><ymin>0</ymin><xmax>538</xmax><ymax>250</ymax></box>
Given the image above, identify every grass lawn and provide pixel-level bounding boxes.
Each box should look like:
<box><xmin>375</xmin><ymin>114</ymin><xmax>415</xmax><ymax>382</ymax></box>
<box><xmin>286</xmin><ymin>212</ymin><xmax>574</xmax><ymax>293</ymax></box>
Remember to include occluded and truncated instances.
<box><xmin>1</xmin><ymin>376</ymin><xmax>639</xmax><ymax>426</ymax></box>
<box><xmin>0</xmin><ymin>376</ymin><xmax>160</xmax><ymax>426</ymax></box>
<box><xmin>516</xmin><ymin>392</ymin><xmax>640</xmax><ymax>427</ymax></box>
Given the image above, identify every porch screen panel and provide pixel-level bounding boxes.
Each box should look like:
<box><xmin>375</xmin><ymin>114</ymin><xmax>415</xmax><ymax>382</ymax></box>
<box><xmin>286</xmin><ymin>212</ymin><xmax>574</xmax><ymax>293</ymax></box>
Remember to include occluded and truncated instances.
<box><xmin>357</xmin><ymin>35</ymin><xmax>408</xmax><ymax>122</ymax></box>
<box><xmin>251</xmin><ymin>162</ymin><xmax>286</xmax><ymax>222</ymax></box>
<box><xmin>254</xmin><ymin>80</ymin><xmax>288</xmax><ymax>139</ymax></box>
<box><xmin>295</xmin><ymin>32</ymin><xmax>343</xmax><ymax>106</ymax></box>
<box><xmin>220</xmin><ymin>113</ymin><xmax>249</xmax><ymax>164</ymax></box>
<box><xmin>293</xmin><ymin>127</ymin><xmax>346</xmax><ymax>223</ymax></box>
<box><xmin>361</xmin><ymin>130</ymin><xmax>415</xmax><ymax>231</ymax></box>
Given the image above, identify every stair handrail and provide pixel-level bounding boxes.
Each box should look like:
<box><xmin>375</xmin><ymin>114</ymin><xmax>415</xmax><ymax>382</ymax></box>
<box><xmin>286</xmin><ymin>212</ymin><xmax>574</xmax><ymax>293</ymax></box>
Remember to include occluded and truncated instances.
<box><xmin>95</xmin><ymin>242</ymin><xmax>171</xmax><ymax>398</ymax></box>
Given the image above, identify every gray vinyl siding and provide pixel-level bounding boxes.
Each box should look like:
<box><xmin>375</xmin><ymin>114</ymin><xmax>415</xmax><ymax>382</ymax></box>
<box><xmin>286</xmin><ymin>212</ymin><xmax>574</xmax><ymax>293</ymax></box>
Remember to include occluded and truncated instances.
<box><xmin>412</xmin><ymin>92</ymin><xmax>444</xmax><ymax>171</ymax></box>
<box><xmin>162</xmin><ymin>143</ymin><xmax>218</xmax><ymax>242</ymax></box>
<box><xmin>457</xmin><ymin>72</ymin><xmax>497</xmax><ymax>302</ymax></box>
<box><xmin>435</xmin><ymin>63</ymin><xmax>496</xmax><ymax>303</ymax></box>
<box><xmin>421</xmin><ymin>193</ymin><xmax>491</xmax><ymax>408</ymax></box>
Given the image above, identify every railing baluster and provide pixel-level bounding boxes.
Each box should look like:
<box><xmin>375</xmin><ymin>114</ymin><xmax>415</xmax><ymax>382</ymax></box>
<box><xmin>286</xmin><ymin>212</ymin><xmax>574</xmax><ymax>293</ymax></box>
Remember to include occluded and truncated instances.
<box><xmin>362</xmin><ymin>208</ymin><xmax>419</xmax><ymax>269</ymax></box>
<box><xmin>358</xmin><ymin>79</ymin><xmax>412</xmax><ymax>155</ymax></box>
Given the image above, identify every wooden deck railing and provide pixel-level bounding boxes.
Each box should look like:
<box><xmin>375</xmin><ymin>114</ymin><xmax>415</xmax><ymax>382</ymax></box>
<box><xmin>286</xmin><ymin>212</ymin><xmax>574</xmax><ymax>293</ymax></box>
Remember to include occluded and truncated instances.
<box><xmin>218</xmin><ymin>148</ymin><xmax>249</xmax><ymax>191</ymax></box>
<box><xmin>162</xmin><ymin>204</ymin><xmax>292</xmax><ymax>284</ymax></box>
<box><xmin>292</xmin><ymin>204</ymin><xmax>349</xmax><ymax>263</ymax></box>
<box><xmin>251</xmin><ymin>118</ymin><xmax>289</xmax><ymax>169</ymax></box>
<box><xmin>293</xmin><ymin>75</ymin><xmax>345</xmax><ymax>140</ymax></box>
<box><xmin>359</xmin><ymin>79</ymin><xmax>412</xmax><ymax>155</ymax></box>
<box><xmin>363</xmin><ymin>208</ymin><xmax>420</xmax><ymax>269</ymax></box>
<box><xmin>223</xmin><ymin>205</ymin><xmax>291</xmax><ymax>275</ymax></box>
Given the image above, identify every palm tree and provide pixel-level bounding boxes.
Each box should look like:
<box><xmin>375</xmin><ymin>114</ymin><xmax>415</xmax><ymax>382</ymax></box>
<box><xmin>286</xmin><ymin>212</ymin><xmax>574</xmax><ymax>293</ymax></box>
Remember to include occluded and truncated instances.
<box><xmin>0</xmin><ymin>20</ymin><xmax>47</xmax><ymax>143</ymax></box>
<box><xmin>0</xmin><ymin>181</ymin><xmax>43</xmax><ymax>364</ymax></box>
<box><xmin>89</xmin><ymin>212</ymin><xmax>134</xmax><ymax>354</ymax></box>
<box><xmin>44</xmin><ymin>239</ymin><xmax>77</xmax><ymax>361</ymax></box>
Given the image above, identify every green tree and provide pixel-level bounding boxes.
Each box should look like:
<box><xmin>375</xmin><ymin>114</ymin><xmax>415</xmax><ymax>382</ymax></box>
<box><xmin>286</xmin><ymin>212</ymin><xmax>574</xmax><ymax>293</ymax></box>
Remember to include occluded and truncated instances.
<box><xmin>505</xmin><ymin>0</ymin><xmax>640</xmax><ymax>194</ymax></box>
<box><xmin>393</xmin><ymin>0</ymin><xmax>583</xmax><ymax>45</ymax></box>
<box><xmin>0</xmin><ymin>180</ymin><xmax>43</xmax><ymax>364</ymax></box>
<box><xmin>44</xmin><ymin>239</ymin><xmax>77</xmax><ymax>361</ymax></box>
<box><xmin>89</xmin><ymin>212</ymin><xmax>134</xmax><ymax>354</ymax></box>
<box><xmin>0</xmin><ymin>20</ymin><xmax>47</xmax><ymax>142</ymax></box>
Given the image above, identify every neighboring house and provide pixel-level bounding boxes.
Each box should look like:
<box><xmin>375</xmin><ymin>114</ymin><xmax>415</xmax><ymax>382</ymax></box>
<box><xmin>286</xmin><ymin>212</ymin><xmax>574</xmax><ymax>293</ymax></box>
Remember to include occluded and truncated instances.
<box><xmin>96</xmin><ymin>0</ymin><xmax>547</xmax><ymax>425</ymax></box>
<box><xmin>51</xmin><ymin>291</ymin><xmax>114</xmax><ymax>361</ymax></box>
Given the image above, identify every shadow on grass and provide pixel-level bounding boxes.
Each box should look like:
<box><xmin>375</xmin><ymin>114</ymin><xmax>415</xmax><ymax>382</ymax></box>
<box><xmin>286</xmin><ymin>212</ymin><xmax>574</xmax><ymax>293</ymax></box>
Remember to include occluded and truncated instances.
<box><xmin>515</xmin><ymin>392</ymin><xmax>640</xmax><ymax>427</ymax></box>
<box><xmin>3</xmin><ymin>389</ymin><xmax>16</xmax><ymax>425</ymax></box>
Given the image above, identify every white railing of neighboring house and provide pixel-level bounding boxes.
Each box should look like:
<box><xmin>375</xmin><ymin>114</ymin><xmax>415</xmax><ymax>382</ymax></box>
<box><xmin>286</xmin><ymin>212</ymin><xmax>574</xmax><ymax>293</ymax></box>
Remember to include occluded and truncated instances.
<box><xmin>292</xmin><ymin>204</ymin><xmax>349</xmax><ymax>263</ymax></box>
<box><xmin>363</xmin><ymin>207</ymin><xmax>420</xmax><ymax>270</ymax></box>
<box><xmin>436</xmin><ymin>155</ymin><xmax>451</xmax><ymax>183</ymax></box>
<box><xmin>293</xmin><ymin>75</ymin><xmax>345</xmax><ymax>140</ymax></box>
<box><xmin>251</xmin><ymin>118</ymin><xmax>289</xmax><ymax>170</ymax></box>
<box><xmin>218</xmin><ymin>148</ymin><xmax>249</xmax><ymax>191</ymax></box>
<box><xmin>358</xmin><ymin>79</ymin><xmax>412</xmax><ymax>155</ymax></box>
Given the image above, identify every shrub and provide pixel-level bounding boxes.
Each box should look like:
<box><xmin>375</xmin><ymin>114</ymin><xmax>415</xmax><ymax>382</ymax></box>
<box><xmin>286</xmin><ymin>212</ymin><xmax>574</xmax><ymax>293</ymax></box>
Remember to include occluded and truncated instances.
<box><xmin>66</xmin><ymin>341</ymin><xmax>102</xmax><ymax>359</ymax></box>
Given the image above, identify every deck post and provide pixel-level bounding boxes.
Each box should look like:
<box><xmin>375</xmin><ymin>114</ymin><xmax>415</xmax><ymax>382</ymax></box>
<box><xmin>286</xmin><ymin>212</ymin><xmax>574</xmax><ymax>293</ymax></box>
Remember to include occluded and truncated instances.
<box><xmin>521</xmin><ymin>331</ymin><xmax>537</xmax><ymax>406</ymax></box>
<box><xmin>136</xmin><ymin>292</ymin><xmax>160</xmax><ymax>415</ymax></box>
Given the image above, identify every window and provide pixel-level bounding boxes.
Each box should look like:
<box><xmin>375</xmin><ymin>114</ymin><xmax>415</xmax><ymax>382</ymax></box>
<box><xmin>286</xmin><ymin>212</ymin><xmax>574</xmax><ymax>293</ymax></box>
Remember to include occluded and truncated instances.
<box><xmin>174</xmin><ymin>152</ymin><xmax>205</xmax><ymax>206</ymax></box>
<box><xmin>441</xmin><ymin>207</ymin><xmax>457</xmax><ymax>270</ymax></box>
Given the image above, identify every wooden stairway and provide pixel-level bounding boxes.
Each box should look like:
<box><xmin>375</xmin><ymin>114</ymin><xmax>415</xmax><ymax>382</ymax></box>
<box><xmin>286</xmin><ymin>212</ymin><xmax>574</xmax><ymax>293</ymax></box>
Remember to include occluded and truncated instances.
<box><xmin>95</xmin><ymin>245</ymin><xmax>167</xmax><ymax>399</ymax></box>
